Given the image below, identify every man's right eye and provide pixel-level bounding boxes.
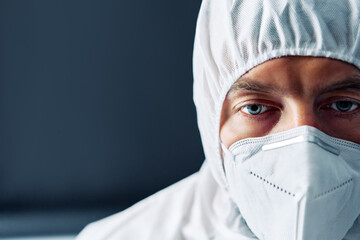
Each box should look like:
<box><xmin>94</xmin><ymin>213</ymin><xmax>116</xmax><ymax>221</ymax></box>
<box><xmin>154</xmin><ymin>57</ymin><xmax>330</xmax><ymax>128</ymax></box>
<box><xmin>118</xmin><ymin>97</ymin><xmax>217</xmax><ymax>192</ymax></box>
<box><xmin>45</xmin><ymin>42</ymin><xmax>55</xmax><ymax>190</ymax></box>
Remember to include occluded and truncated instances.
<box><xmin>240</xmin><ymin>104</ymin><xmax>271</xmax><ymax>115</ymax></box>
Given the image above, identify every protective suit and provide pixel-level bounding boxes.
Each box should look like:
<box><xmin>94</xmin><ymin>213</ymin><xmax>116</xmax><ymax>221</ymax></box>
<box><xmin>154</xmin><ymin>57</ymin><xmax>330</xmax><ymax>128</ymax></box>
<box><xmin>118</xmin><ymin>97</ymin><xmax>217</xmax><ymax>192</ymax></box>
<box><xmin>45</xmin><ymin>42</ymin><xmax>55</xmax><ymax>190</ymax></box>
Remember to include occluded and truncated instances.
<box><xmin>76</xmin><ymin>0</ymin><xmax>360</xmax><ymax>239</ymax></box>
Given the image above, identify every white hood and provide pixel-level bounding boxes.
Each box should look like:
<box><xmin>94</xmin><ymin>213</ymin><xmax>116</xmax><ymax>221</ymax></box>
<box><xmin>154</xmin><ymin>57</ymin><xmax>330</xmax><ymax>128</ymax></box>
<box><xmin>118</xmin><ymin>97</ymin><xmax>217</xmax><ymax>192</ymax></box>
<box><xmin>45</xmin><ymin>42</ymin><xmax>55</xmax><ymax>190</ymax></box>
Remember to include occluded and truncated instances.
<box><xmin>193</xmin><ymin>0</ymin><xmax>360</xmax><ymax>188</ymax></box>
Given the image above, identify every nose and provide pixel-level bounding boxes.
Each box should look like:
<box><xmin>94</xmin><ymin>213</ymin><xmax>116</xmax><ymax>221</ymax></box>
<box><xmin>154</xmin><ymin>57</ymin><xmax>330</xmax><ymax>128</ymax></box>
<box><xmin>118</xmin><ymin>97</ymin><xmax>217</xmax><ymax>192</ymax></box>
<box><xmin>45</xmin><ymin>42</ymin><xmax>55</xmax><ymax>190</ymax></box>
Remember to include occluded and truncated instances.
<box><xmin>280</xmin><ymin>100</ymin><xmax>324</xmax><ymax>132</ymax></box>
<box><xmin>293</xmin><ymin>108</ymin><xmax>318</xmax><ymax>127</ymax></box>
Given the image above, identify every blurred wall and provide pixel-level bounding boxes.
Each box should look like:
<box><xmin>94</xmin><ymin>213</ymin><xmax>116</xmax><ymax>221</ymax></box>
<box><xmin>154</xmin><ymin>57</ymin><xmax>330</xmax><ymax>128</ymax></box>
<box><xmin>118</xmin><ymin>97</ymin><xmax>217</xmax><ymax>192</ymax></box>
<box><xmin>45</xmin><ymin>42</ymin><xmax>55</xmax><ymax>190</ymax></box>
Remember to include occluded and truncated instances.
<box><xmin>0</xmin><ymin>0</ymin><xmax>203</xmax><ymax>236</ymax></box>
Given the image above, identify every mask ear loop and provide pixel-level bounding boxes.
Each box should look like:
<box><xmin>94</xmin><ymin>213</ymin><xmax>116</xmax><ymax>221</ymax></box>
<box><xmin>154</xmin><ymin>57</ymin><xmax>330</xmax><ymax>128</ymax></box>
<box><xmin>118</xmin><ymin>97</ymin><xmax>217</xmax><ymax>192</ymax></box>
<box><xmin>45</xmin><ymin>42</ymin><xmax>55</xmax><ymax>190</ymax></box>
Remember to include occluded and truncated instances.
<box><xmin>220</xmin><ymin>142</ymin><xmax>235</xmax><ymax>161</ymax></box>
<box><xmin>220</xmin><ymin>142</ymin><xmax>234</xmax><ymax>190</ymax></box>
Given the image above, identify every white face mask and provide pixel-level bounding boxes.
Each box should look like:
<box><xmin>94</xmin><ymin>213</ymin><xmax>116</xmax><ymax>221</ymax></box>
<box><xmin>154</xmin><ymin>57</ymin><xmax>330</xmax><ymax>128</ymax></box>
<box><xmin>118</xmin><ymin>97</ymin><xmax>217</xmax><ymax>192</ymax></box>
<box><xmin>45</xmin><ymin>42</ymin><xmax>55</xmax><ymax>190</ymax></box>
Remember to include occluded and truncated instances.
<box><xmin>221</xmin><ymin>126</ymin><xmax>360</xmax><ymax>240</ymax></box>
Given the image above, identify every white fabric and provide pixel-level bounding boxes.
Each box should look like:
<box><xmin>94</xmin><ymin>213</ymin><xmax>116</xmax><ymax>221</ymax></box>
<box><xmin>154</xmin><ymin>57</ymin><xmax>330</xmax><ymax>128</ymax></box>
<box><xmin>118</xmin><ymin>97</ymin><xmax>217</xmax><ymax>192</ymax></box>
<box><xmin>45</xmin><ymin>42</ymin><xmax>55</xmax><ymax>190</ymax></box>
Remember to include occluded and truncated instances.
<box><xmin>76</xmin><ymin>162</ymin><xmax>257</xmax><ymax>239</ymax></box>
<box><xmin>223</xmin><ymin>126</ymin><xmax>360</xmax><ymax>239</ymax></box>
<box><xmin>77</xmin><ymin>0</ymin><xmax>360</xmax><ymax>239</ymax></box>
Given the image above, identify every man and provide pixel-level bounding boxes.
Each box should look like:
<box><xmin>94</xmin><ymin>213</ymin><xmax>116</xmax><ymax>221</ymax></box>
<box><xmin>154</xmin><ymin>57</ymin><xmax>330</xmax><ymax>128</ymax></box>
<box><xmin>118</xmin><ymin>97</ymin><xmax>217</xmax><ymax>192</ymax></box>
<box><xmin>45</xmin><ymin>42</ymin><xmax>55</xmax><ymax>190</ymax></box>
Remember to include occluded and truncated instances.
<box><xmin>77</xmin><ymin>0</ymin><xmax>360</xmax><ymax>239</ymax></box>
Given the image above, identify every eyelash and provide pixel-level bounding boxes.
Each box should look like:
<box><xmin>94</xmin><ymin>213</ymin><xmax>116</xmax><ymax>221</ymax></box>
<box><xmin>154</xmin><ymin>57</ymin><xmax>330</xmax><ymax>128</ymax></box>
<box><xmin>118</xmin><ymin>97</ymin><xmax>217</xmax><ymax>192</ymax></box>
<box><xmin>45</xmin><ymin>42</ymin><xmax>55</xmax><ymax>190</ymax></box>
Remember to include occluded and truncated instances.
<box><xmin>237</xmin><ymin>101</ymin><xmax>279</xmax><ymax>121</ymax></box>
<box><xmin>320</xmin><ymin>99</ymin><xmax>360</xmax><ymax>117</ymax></box>
<box><xmin>240</xmin><ymin>104</ymin><xmax>273</xmax><ymax>115</ymax></box>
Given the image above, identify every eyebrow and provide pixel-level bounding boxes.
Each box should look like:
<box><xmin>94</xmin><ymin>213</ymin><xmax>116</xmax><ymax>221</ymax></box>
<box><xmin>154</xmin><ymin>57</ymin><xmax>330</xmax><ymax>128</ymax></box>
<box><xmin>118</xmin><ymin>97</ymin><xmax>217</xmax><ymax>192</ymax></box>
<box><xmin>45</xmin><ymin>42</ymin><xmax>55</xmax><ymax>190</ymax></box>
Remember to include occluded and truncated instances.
<box><xmin>229</xmin><ymin>78</ymin><xmax>281</xmax><ymax>93</ymax></box>
<box><xmin>228</xmin><ymin>76</ymin><xmax>360</xmax><ymax>96</ymax></box>
<box><xmin>318</xmin><ymin>77</ymin><xmax>360</xmax><ymax>94</ymax></box>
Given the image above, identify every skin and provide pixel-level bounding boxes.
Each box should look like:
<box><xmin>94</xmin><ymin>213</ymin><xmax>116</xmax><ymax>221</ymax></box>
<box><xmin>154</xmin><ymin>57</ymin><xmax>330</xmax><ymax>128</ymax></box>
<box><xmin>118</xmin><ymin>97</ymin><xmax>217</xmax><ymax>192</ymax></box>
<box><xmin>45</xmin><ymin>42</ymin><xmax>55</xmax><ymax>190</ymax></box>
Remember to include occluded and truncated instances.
<box><xmin>220</xmin><ymin>56</ymin><xmax>360</xmax><ymax>148</ymax></box>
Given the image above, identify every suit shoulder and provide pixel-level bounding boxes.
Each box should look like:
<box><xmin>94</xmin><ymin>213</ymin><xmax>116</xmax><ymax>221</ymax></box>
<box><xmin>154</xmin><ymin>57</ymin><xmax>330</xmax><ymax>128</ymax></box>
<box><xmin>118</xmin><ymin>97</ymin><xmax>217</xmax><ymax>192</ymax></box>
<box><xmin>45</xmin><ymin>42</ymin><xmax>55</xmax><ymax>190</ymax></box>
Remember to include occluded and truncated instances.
<box><xmin>76</xmin><ymin>173</ymin><xmax>199</xmax><ymax>240</ymax></box>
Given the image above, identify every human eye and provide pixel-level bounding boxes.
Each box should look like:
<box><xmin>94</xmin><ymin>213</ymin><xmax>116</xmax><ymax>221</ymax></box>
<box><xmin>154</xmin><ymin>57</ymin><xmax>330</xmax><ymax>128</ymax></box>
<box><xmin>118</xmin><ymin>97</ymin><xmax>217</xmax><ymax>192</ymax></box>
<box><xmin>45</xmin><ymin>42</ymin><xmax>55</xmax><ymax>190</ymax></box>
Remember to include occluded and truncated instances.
<box><xmin>329</xmin><ymin>100</ymin><xmax>359</xmax><ymax>112</ymax></box>
<box><xmin>240</xmin><ymin>104</ymin><xmax>272</xmax><ymax>115</ymax></box>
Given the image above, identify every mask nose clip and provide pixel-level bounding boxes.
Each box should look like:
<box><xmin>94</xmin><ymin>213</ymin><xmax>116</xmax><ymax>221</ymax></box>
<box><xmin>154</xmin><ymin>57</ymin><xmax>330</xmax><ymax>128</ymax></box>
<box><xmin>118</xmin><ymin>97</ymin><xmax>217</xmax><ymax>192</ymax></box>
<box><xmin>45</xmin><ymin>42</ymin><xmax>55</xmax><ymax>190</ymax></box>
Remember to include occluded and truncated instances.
<box><xmin>262</xmin><ymin>135</ymin><xmax>340</xmax><ymax>155</ymax></box>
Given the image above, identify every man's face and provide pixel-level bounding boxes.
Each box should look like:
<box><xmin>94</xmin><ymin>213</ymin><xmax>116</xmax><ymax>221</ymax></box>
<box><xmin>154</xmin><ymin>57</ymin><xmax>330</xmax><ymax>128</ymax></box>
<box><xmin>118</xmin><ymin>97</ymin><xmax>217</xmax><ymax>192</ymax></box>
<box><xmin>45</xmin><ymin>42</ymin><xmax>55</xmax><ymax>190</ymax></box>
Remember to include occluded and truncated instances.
<box><xmin>220</xmin><ymin>56</ymin><xmax>360</xmax><ymax>148</ymax></box>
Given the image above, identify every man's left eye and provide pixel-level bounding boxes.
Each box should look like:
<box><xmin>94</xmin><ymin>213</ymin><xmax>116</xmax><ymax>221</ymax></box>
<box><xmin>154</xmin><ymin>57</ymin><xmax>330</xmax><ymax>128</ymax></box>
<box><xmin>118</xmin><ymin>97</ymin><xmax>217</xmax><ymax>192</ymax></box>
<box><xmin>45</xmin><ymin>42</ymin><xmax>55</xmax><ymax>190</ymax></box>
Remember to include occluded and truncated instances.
<box><xmin>330</xmin><ymin>100</ymin><xmax>359</xmax><ymax>112</ymax></box>
<box><xmin>241</xmin><ymin>104</ymin><xmax>270</xmax><ymax>115</ymax></box>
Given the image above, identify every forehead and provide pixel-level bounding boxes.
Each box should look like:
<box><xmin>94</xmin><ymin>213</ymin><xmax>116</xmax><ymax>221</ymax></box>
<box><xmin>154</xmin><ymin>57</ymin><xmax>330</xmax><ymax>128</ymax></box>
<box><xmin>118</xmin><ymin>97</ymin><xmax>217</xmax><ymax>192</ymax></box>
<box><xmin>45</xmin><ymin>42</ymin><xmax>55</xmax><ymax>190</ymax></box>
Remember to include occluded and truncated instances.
<box><xmin>229</xmin><ymin>56</ymin><xmax>360</xmax><ymax>97</ymax></box>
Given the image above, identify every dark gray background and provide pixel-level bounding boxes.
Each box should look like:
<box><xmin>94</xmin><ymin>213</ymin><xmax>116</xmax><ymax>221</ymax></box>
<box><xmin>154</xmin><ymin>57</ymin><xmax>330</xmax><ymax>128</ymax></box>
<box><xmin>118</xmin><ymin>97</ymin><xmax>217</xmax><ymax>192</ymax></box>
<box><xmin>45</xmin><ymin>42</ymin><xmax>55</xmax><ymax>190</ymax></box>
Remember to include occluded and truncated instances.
<box><xmin>0</xmin><ymin>0</ymin><xmax>203</xmax><ymax>236</ymax></box>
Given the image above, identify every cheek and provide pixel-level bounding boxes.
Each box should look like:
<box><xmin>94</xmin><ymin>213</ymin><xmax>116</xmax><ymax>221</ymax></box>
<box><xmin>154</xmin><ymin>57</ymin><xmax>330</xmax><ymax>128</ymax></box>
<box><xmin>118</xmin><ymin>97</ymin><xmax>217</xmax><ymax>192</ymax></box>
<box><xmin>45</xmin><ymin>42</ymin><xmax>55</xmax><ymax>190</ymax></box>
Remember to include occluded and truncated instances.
<box><xmin>220</xmin><ymin>113</ymin><xmax>279</xmax><ymax>148</ymax></box>
<box><xmin>323</xmin><ymin>118</ymin><xmax>360</xmax><ymax>144</ymax></box>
